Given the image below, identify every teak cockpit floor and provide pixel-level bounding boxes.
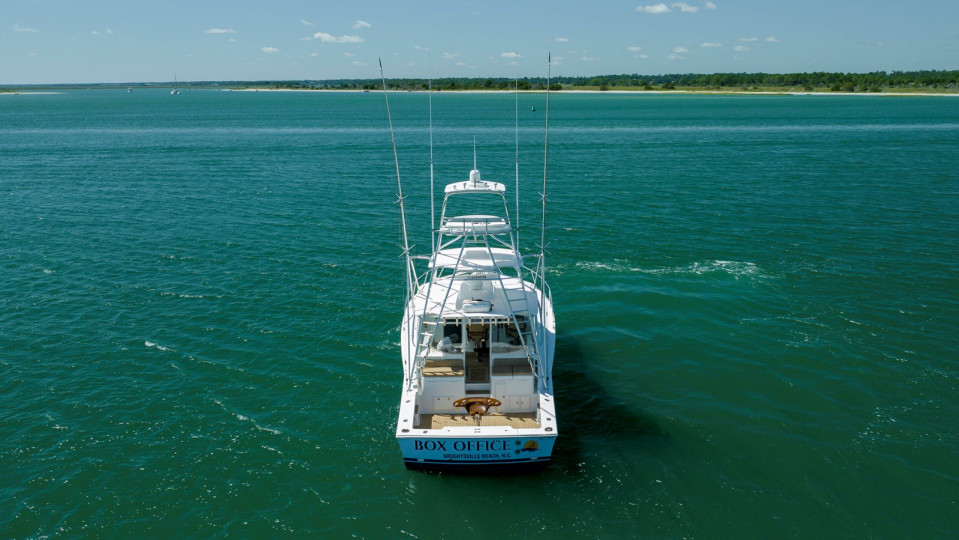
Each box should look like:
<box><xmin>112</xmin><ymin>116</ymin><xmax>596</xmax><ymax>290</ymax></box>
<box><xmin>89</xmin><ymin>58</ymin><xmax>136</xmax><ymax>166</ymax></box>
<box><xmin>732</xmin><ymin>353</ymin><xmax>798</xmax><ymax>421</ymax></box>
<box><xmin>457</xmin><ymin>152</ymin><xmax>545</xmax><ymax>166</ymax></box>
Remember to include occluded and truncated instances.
<box><xmin>415</xmin><ymin>412</ymin><xmax>539</xmax><ymax>429</ymax></box>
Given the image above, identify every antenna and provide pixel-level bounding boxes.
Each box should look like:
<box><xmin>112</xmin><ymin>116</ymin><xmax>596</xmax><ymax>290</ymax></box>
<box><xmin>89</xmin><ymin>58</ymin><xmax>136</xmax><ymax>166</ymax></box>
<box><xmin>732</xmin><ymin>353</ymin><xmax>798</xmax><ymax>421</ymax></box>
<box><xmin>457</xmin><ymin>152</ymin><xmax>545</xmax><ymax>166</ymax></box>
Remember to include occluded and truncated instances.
<box><xmin>379</xmin><ymin>58</ymin><xmax>414</xmax><ymax>297</ymax></box>
<box><xmin>473</xmin><ymin>137</ymin><xmax>477</xmax><ymax>171</ymax></box>
<box><xmin>540</xmin><ymin>53</ymin><xmax>551</xmax><ymax>282</ymax></box>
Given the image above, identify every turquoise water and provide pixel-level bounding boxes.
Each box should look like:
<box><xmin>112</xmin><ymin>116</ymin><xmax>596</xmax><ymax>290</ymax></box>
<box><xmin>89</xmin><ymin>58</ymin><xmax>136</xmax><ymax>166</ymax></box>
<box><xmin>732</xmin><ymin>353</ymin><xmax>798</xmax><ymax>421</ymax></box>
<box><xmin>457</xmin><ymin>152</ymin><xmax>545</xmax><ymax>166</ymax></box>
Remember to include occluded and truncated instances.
<box><xmin>2</xmin><ymin>90</ymin><xmax>958</xmax><ymax>538</ymax></box>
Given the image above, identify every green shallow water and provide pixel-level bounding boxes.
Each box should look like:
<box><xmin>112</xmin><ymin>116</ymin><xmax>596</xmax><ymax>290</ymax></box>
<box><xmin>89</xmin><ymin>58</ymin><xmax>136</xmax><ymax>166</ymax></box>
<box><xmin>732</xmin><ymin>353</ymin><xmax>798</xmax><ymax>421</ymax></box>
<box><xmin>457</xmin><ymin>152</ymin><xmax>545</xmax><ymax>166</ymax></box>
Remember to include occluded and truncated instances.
<box><xmin>2</xmin><ymin>90</ymin><xmax>958</xmax><ymax>538</ymax></box>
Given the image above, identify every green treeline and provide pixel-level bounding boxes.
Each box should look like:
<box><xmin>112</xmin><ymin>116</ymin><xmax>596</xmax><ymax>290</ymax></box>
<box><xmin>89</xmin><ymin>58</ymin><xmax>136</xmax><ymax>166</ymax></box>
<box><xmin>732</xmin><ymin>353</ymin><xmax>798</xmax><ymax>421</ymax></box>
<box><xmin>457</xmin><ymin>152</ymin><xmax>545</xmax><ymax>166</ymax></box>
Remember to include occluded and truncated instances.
<box><xmin>307</xmin><ymin>70</ymin><xmax>959</xmax><ymax>92</ymax></box>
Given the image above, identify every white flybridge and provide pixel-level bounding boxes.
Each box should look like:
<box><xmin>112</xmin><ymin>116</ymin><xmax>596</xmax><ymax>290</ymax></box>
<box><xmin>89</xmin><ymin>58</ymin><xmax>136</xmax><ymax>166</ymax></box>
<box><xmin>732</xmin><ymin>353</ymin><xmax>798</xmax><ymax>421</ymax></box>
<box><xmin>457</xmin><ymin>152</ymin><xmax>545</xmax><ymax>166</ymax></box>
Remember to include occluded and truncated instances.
<box><xmin>382</xmin><ymin>57</ymin><xmax>557</xmax><ymax>472</ymax></box>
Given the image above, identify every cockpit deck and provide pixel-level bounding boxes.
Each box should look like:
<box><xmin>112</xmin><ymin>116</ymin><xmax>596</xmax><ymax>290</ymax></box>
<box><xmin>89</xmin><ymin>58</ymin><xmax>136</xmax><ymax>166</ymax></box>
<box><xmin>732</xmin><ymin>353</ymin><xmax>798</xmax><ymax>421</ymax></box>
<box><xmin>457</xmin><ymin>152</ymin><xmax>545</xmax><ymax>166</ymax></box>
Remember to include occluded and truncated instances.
<box><xmin>414</xmin><ymin>412</ymin><xmax>540</xmax><ymax>430</ymax></box>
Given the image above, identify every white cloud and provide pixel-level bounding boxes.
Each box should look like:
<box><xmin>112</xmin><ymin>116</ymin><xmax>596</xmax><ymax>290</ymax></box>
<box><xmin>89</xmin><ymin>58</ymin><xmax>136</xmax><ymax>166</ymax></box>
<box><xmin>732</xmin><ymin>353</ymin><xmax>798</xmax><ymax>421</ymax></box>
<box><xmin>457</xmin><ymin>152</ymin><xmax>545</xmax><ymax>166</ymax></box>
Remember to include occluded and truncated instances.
<box><xmin>555</xmin><ymin>37</ymin><xmax>569</xmax><ymax>43</ymax></box>
<box><xmin>14</xmin><ymin>23</ymin><xmax>39</xmax><ymax>33</ymax></box>
<box><xmin>667</xmin><ymin>53</ymin><xmax>685</xmax><ymax>61</ymax></box>
<box><xmin>734</xmin><ymin>45</ymin><xmax>751</xmax><ymax>52</ymax></box>
<box><xmin>501</xmin><ymin>51</ymin><xmax>521</xmax><ymax>59</ymax></box>
<box><xmin>262</xmin><ymin>47</ymin><xmax>279</xmax><ymax>54</ymax></box>
<box><xmin>637</xmin><ymin>3</ymin><xmax>670</xmax><ymax>14</ymax></box>
<box><xmin>627</xmin><ymin>46</ymin><xmax>642</xmax><ymax>52</ymax></box>
<box><xmin>672</xmin><ymin>46</ymin><xmax>690</xmax><ymax>53</ymax></box>
<box><xmin>738</xmin><ymin>37</ymin><xmax>758</xmax><ymax>42</ymax></box>
<box><xmin>766</xmin><ymin>36</ymin><xmax>780</xmax><ymax>43</ymax></box>
<box><xmin>579</xmin><ymin>56</ymin><xmax>599</xmax><ymax>62</ymax></box>
<box><xmin>672</xmin><ymin>2</ymin><xmax>698</xmax><ymax>13</ymax></box>
<box><xmin>352</xmin><ymin>61</ymin><xmax>366</xmax><ymax>67</ymax></box>
<box><xmin>205</xmin><ymin>28</ymin><xmax>235</xmax><ymax>34</ymax></box>
<box><xmin>706</xmin><ymin>1</ymin><xmax>717</xmax><ymax>8</ymax></box>
<box><xmin>107</xmin><ymin>28</ymin><xmax>114</xmax><ymax>34</ymax></box>
<box><xmin>442</xmin><ymin>52</ymin><xmax>460</xmax><ymax>60</ymax></box>
<box><xmin>313</xmin><ymin>32</ymin><xmax>364</xmax><ymax>43</ymax></box>
<box><xmin>344</xmin><ymin>52</ymin><xmax>356</xmax><ymax>57</ymax></box>
<box><xmin>91</xmin><ymin>30</ymin><xmax>100</xmax><ymax>35</ymax></box>
<box><xmin>301</xmin><ymin>19</ymin><xmax>314</xmax><ymax>26</ymax></box>
<box><xmin>701</xmin><ymin>42</ymin><xmax>721</xmax><ymax>48</ymax></box>
<box><xmin>353</xmin><ymin>20</ymin><xmax>371</xmax><ymax>29</ymax></box>
<box><xmin>639</xmin><ymin>54</ymin><xmax>649</xmax><ymax>59</ymax></box>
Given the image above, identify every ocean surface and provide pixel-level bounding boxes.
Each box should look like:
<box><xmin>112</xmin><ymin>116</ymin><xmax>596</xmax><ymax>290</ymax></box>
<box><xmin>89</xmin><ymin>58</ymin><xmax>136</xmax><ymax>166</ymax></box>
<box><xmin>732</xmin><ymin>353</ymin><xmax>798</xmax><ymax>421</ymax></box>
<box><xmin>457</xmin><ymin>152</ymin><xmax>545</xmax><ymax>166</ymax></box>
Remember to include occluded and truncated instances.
<box><xmin>2</xmin><ymin>89</ymin><xmax>958</xmax><ymax>538</ymax></box>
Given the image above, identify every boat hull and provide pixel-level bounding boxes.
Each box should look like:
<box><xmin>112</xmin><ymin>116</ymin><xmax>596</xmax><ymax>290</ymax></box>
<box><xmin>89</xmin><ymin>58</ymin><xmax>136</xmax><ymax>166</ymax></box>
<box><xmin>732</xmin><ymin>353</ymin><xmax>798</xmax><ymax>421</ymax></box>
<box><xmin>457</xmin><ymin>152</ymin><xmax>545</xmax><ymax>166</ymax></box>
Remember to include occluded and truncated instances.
<box><xmin>398</xmin><ymin>435</ymin><xmax>556</xmax><ymax>473</ymax></box>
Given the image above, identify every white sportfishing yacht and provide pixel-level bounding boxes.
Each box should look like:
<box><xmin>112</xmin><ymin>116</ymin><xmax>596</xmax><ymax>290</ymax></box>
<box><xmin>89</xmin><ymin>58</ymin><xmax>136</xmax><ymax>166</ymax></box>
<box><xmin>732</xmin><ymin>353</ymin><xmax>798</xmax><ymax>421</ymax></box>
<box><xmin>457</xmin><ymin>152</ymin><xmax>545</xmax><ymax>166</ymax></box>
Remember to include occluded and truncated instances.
<box><xmin>396</xmin><ymin>168</ymin><xmax>557</xmax><ymax>471</ymax></box>
<box><xmin>382</xmin><ymin>57</ymin><xmax>557</xmax><ymax>472</ymax></box>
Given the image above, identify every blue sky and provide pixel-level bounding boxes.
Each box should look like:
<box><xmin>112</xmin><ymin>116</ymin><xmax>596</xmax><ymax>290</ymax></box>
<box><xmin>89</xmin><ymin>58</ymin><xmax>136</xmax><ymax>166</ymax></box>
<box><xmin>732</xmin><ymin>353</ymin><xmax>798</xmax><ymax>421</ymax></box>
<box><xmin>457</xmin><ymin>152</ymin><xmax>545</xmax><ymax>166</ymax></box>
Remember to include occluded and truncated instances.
<box><xmin>4</xmin><ymin>0</ymin><xmax>958</xmax><ymax>84</ymax></box>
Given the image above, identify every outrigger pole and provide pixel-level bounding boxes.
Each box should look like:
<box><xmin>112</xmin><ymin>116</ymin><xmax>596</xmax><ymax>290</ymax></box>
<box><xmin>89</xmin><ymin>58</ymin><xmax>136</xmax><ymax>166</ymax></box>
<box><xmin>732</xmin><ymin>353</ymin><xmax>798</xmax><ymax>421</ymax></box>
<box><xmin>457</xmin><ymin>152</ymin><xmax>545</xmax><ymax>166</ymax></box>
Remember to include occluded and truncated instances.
<box><xmin>379</xmin><ymin>58</ymin><xmax>415</xmax><ymax>298</ymax></box>
<box><xmin>515</xmin><ymin>75</ymin><xmax>520</xmax><ymax>249</ymax></box>
<box><xmin>428</xmin><ymin>52</ymin><xmax>436</xmax><ymax>253</ymax></box>
<box><xmin>540</xmin><ymin>53</ymin><xmax>551</xmax><ymax>283</ymax></box>
<box><xmin>540</xmin><ymin>52</ymin><xmax>553</xmax><ymax>383</ymax></box>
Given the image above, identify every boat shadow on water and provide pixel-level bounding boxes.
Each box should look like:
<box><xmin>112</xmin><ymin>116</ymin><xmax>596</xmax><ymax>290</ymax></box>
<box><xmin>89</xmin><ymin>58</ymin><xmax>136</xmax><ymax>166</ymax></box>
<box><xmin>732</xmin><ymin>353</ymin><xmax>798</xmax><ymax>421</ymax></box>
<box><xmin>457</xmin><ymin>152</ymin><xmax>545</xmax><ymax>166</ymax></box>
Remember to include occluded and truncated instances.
<box><xmin>547</xmin><ymin>334</ymin><xmax>668</xmax><ymax>474</ymax></box>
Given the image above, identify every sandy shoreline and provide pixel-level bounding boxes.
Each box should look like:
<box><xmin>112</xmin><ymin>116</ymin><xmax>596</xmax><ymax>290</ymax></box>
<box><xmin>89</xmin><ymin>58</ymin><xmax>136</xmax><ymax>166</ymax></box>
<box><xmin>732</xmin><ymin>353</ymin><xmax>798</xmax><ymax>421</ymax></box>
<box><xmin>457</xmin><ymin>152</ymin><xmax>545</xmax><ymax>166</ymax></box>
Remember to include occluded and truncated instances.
<box><xmin>0</xmin><ymin>91</ymin><xmax>63</xmax><ymax>96</ymax></box>
<box><xmin>3</xmin><ymin>88</ymin><xmax>954</xmax><ymax>97</ymax></box>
